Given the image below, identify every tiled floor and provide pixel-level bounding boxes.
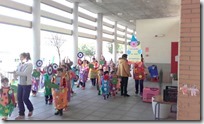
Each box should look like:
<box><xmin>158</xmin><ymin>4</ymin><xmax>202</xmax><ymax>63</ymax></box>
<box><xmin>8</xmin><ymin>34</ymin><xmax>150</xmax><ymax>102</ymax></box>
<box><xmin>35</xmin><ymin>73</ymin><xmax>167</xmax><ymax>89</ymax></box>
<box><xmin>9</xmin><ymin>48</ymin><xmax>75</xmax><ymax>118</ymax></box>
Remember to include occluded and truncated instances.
<box><xmin>7</xmin><ymin>78</ymin><xmax>176</xmax><ymax>121</ymax></box>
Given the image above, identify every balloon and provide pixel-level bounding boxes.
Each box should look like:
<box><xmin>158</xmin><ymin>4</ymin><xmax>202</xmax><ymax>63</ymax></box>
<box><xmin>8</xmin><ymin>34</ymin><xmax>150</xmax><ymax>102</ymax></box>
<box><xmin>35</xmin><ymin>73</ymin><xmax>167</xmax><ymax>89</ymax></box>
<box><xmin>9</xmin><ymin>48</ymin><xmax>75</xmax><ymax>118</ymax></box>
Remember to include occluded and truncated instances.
<box><xmin>138</xmin><ymin>49</ymin><xmax>143</xmax><ymax>54</ymax></box>
<box><xmin>127</xmin><ymin>50</ymin><xmax>131</xmax><ymax>55</ymax></box>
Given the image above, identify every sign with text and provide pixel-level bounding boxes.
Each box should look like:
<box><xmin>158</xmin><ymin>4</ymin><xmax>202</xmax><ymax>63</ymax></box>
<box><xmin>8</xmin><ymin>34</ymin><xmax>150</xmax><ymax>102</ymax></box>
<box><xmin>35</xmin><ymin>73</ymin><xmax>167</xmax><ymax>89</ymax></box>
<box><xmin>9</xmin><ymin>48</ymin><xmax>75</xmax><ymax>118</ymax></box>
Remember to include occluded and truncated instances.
<box><xmin>127</xmin><ymin>35</ymin><xmax>142</xmax><ymax>64</ymax></box>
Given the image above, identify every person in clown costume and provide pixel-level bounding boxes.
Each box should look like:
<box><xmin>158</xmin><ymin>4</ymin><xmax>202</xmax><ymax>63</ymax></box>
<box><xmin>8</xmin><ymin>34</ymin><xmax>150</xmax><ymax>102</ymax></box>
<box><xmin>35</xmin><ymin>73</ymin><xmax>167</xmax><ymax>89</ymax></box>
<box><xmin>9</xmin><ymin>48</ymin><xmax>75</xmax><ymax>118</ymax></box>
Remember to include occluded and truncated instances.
<box><xmin>88</xmin><ymin>57</ymin><xmax>99</xmax><ymax>87</ymax></box>
<box><xmin>31</xmin><ymin>68</ymin><xmax>41</xmax><ymax>97</ymax></box>
<box><xmin>133</xmin><ymin>57</ymin><xmax>146</xmax><ymax>97</ymax></box>
<box><xmin>0</xmin><ymin>77</ymin><xmax>16</xmax><ymax>120</ymax></box>
<box><xmin>43</xmin><ymin>72</ymin><xmax>53</xmax><ymax>105</ymax></box>
<box><xmin>52</xmin><ymin>68</ymin><xmax>69</xmax><ymax>116</ymax></box>
<box><xmin>101</xmin><ymin>71</ymin><xmax>110</xmax><ymax>100</ymax></box>
<box><xmin>61</xmin><ymin>64</ymin><xmax>72</xmax><ymax>111</ymax></box>
<box><xmin>109</xmin><ymin>71</ymin><xmax>118</xmax><ymax>97</ymax></box>
<box><xmin>96</xmin><ymin>69</ymin><xmax>103</xmax><ymax>95</ymax></box>
<box><xmin>77</xmin><ymin>59</ymin><xmax>89</xmax><ymax>90</ymax></box>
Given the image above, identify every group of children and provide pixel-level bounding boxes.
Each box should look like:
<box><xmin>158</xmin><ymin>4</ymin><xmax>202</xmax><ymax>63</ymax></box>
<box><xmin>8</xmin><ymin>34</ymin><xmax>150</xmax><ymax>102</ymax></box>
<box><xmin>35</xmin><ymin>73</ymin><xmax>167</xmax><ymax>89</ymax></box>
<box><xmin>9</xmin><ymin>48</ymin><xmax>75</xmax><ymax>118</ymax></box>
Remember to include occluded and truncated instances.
<box><xmin>74</xmin><ymin>56</ymin><xmax>121</xmax><ymax>100</ymax></box>
<box><xmin>0</xmin><ymin>54</ymin><xmax>147</xmax><ymax>120</ymax></box>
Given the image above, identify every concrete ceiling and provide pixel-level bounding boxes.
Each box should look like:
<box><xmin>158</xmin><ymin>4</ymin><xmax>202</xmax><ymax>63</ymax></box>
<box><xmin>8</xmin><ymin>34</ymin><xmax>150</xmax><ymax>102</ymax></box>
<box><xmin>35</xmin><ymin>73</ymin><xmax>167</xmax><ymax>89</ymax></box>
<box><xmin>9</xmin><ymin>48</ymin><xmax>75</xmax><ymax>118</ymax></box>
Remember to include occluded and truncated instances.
<box><xmin>67</xmin><ymin>0</ymin><xmax>181</xmax><ymax>29</ymax></box>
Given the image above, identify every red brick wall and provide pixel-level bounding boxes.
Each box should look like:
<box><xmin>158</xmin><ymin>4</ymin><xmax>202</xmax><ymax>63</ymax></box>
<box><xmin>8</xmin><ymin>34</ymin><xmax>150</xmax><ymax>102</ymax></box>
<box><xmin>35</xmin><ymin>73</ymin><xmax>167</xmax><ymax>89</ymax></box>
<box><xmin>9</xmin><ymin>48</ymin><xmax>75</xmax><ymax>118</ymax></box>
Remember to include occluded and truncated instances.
<box><xmin>178</xmin><ymin>0</ymin><xmax>200</xmax><ymax>120</ymax></box>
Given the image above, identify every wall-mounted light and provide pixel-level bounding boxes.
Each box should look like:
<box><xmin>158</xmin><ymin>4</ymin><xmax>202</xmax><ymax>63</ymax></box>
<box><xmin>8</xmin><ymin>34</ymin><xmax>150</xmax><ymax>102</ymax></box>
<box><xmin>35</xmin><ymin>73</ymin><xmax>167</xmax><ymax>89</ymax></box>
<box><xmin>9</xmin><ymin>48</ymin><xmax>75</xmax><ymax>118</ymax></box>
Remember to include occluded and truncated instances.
<box><xmin>155</xmin><ymin>34</ymin><xmax>165</xmax><ymax>37</ymax></box>
<box><xmin>96</xmin><ymin>0</ymin><xmax>103</xmax><ymax>3</ymax></box>
<box><xmin>117</xmin><ymin>13</ymin><xmax>123</xmax><ymax>16</ymax></box>
<box><xmin>130</xmin><ymin>20</ymin><xmax>134</xmax><ymax>22</ymax></box>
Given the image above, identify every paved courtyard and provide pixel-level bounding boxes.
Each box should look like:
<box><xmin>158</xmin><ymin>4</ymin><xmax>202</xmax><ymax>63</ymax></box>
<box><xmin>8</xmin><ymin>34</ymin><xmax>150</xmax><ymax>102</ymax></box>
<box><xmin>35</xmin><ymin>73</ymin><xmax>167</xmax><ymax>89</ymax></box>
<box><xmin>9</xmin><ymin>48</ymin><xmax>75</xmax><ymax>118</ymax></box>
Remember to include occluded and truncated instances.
<box><xmin>7</xmin><ymin>78</ymin><xmax>176</xmax><ymax>121</ymax></box>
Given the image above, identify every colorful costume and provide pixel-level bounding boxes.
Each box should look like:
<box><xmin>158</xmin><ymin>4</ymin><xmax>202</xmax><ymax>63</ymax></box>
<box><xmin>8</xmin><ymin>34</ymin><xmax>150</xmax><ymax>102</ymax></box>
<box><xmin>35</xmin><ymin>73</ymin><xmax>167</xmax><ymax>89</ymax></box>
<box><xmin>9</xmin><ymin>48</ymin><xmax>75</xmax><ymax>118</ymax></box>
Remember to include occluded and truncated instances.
<box><xmin>101</xmin><ymin>75</ymin><xmax>110</xmax><ymax>100</ymax></box>
<box><xmin>52</xmin><ymin>74</ymin><xmax>68</xmax><ymax>115</ymax></box>
<box><xmin>0</xmin><ymin>87</ymin><xmax>16</xmax><ymax>118</ymax></box>
<box><xmin>110</xmin><ymin>74</ymin><xmax>118</xmax><ymax>97</ymax></box>
<box><xmin>78</xmin><ymin>64</ymin><xmax>89</xmax><ymax>89</ymax></box>
<box><xmin>133</xmin><ymin>62</ymin><xmax>145</xmax><ymax>80</ymax></box>
<box><xmin>133</xmin><ymin>62</ymin><xmax>145</xmax><ymax>96</ymax></box>
<box><xmin>43</xmin><ymin>74</ymin><xmax>53</xmax><ymax>104</ymax></box>
<box><xmin>96</xmin><ymin>72</ymin><xmax>102</xmax><ymax>95</ymax></box>
<box><xmin>89</xmin><ymin>62</ymin><xmax>98</xmax><ymax>86</ymax></box>
<box><xmin>31</xmin><ymin>69</ymin><xmax>41</xmax><ymax>96</ymax></box>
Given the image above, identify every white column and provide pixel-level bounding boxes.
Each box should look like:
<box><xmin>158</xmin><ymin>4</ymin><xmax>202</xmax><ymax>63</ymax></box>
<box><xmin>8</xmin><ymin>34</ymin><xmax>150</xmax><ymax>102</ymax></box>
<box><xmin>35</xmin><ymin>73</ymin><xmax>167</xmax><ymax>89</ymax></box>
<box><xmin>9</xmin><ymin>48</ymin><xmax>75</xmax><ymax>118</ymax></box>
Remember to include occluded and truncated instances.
<box><xmin>32</xmin><ymin>0</ymin><xmax>41</xmax><ymax>68</ymax></box>
<box><xmin>73</xmin><ymin>2</ymin><xmax>79</xmax><ymax>65</ymax></box>
<box><xmin>124</xmin><ymin>26</ymin><xmax>127</xmax><ymax>54</ymax></box>
<box><xmin>113</xmin><ymin>21</ymin><xmax>117</xmax><ymax>63</ymax></box>
<box><xmin>96</xmin><ymin>13</ymin><xmax>103</xmax><ymax>61</ymax></box>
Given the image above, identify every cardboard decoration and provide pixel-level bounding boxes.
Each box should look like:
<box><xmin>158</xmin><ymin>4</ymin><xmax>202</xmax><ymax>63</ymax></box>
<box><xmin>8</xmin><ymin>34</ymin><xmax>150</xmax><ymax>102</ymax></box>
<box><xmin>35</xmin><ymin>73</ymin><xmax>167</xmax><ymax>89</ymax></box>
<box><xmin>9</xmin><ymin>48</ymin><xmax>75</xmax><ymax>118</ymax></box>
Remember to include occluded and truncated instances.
<box><xmin>99</xmin><ymin>60</ymin><xmax>105</xmax><ymax>65</ymax></box>
<box><xmin>127</xmin><ymin>34</ymin><xmax>142</xmax><ymax>64</ymax></box>
<box><xmin>47</xmin><ymin>65</ymin><xmax>53</xmax><ymax>75</ymax></box>
<box><xmin>32</xmin><ymin>69</ymin><xmax>40</xmax><ymax>78</ymax></box>
<box><xmin>36</xmin><ymin>60</ymin><xmax>43</xmax><ymax>67</ymax></box>
<box><xmin>77</xmin><ymin>52</ymin><xmax>84</xmax><ymax>58</ymax></box>
<box><xmin>52</xmin><ymin>63</ymin><xmax>58</xmax><ymax>71</ymax></box>
<box><xmin>180</xmin><ymin>84</ymin><xmax>199</xmax><ymax>96</ymax></box>
<box><xmin>89</xmin><ymin>63</ymin><xmax>94</xmax><ymax>69</ymax></box>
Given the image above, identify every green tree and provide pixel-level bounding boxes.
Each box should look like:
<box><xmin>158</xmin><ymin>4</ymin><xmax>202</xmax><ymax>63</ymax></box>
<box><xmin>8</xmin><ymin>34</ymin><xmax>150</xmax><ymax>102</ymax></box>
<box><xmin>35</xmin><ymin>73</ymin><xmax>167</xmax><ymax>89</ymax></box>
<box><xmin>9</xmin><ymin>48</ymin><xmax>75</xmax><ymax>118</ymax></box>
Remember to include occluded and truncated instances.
<box><xmin>78</xmin><ymin>44</ymin><xmax>95</xmax><ymax>61</ymax></box>
<box><xmin>107</xmin><ymin>43</ymin><xmax>123</xmax><ymax>54</ymax></box>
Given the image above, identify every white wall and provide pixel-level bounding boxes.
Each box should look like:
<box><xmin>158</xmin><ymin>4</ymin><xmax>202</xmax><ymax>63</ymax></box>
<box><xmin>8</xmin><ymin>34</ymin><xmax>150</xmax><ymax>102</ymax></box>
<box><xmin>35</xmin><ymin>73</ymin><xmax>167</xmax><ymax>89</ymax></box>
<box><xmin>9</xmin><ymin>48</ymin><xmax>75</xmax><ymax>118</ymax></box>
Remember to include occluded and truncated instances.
<box><xmin>136</xmin><ymin>17</ymin><xmax>180</xmax><ymax>64</ymax></box>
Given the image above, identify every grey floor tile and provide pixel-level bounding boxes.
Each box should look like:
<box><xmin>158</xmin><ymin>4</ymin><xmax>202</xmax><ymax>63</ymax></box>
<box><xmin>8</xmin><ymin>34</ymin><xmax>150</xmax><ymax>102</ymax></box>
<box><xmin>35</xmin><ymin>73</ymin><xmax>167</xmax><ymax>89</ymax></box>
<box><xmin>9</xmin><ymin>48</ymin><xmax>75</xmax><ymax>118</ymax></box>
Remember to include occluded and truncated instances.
<box><xmin>9</xmin><ymin>79</ymin><xmax>173</xmax><ymax>121</ymax></box>
<box><xmin>82</xmin><ymin>115</ymin><xmax>102</xmax><ymax>120</ymax></box>
<box><xmin>103</xmin><ymin>113</ymin><xmax>123</xmax><ymax>120</ymax></box>
<box><xmin>91</xmin><ymin>111</ymin><xmax>107</xmax><ymax>117</ymax></box>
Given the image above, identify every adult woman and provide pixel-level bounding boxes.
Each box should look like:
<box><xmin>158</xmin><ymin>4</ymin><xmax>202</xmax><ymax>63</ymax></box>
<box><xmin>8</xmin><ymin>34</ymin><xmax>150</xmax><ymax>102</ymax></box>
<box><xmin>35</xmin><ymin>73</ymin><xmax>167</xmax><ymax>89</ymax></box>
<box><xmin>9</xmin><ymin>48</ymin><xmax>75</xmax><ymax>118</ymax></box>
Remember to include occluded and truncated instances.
<box><xmin>14</xmin><ymin>52</ymin><xmax>34</xmax><ymax>120</ymax></box>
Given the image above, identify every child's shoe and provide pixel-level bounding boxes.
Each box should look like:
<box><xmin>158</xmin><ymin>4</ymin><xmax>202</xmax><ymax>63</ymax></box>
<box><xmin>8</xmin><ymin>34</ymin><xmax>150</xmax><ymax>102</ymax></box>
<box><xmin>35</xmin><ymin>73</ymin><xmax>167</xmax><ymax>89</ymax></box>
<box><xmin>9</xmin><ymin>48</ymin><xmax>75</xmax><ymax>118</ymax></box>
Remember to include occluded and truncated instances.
<box><xmin>2</xmin><ymin>117</ymin><xmax>7</xmax><ymax>120</ymax></box>
<box><xmin>54</xmin><ymin>110</ymin><xmax>59</xmax><ymax>115</ymax></box>
<box><xmin>59</xmin><ymin>109</ymin><xmax>63</xmax><ymax>116</ymax></box>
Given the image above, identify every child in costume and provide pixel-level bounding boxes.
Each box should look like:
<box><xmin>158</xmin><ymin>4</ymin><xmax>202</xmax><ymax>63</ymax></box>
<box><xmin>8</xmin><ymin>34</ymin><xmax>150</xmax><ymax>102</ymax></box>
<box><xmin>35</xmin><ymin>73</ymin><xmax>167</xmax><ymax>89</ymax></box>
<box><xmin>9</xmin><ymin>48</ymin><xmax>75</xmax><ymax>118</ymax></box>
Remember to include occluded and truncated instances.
<box><xmin>101</xmin><ymin>71</ymin><xmax>110</xmax><ymax>100</ymax></box>
<box><xmin>0</xmin><ymin>77</ymin><xmax>16</xmax><ymax>120</ymax></box>
<box><xmin>109</xmin><ymin>71</ymin><xmax>118</xmax><ymax>97</ymax></box>
<box><xmin>43</xmin><ymin>73</ymin><xmax>53</xmax><ymax>105</ymax></box>
<box><xmin>133</xmin><ymin>61</ymin><xmax>146</xmax><ymax>97</ymax></box>
<box><xmin>88</xmin><ymin>57</ymin><xmax>99</xmax><ymax>87</ymax></box>
<box><xmin>96</xmin><ymin>69</ymin><xmax>103</xmax><ymax>95</ymax></box>
<box><xmin>52</xmin><ymin>68</ymin><xmax>68</xmax><ymax>116</ymax></box>
<box><xmin>61</xmin><ymin>64</ymin><xmax>72</xmax><ymax>111</ymax></box>
<box><xmin>78</xmin><ymin>60</ymin><xmax>89</xmax><ymax>90</ymax></box>
<box><xmin>31</xmin><ymin>68</ymin><xmax>40</xmax><ymax>96</ymax></box>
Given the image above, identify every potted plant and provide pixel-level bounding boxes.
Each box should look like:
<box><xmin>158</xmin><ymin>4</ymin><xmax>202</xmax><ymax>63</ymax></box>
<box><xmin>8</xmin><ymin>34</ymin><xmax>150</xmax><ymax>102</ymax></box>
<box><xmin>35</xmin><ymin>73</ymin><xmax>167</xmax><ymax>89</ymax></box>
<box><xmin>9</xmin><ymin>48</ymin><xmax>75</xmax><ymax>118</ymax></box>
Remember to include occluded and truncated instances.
<box><xmin>152</xmin><ymin>69</ymin><xmax>171</xmax><ymax>119</ymax></box>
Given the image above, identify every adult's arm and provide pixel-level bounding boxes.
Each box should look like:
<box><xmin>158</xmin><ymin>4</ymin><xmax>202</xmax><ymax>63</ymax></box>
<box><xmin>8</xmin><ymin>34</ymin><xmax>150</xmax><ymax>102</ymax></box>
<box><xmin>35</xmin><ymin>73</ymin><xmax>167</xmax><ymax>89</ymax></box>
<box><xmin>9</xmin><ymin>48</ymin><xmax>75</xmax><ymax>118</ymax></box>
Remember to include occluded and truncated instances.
<box><xmin>123</xmin><ymin>63</ymin><xmax>131</xmax><ymax>77</ymax></box>
<box><xmin>15</xmin><ymin>63</ymin><xmax>33</xmax><ymax>77</ymax></box>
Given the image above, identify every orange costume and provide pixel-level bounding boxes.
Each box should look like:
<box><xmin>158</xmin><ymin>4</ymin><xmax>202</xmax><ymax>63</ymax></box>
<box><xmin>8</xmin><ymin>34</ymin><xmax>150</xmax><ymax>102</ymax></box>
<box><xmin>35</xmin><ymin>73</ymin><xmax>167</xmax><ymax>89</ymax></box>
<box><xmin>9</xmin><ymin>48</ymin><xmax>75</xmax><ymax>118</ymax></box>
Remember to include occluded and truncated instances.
<box><xmin>52</xmin><ymin>73</ymin><xmax>68</xmax><ymax>111</ymax></box>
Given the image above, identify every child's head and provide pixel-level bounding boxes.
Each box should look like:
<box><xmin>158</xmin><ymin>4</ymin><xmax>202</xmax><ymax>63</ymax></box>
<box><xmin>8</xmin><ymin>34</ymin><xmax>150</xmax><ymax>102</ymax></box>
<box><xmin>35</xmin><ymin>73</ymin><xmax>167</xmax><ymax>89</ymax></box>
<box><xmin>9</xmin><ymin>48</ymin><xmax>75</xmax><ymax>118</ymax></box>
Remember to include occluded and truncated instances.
<box><xmin>104</xmin><ymin>71</ymin><xmax>109</xmax><ymax>76</ymax></box>
<box><xmin>57</xmin><ymin>68</ymin><xmax>63</xmax><ymax>76</ymax></box>
<box><xmin>1</xmin><ymin>77</ymin><xmax>9</xmax><ymax>87</ymax></box>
